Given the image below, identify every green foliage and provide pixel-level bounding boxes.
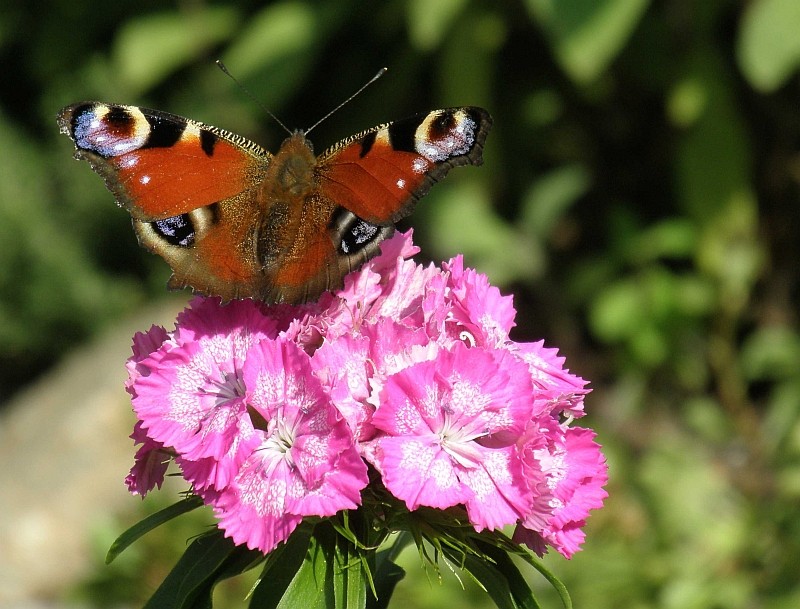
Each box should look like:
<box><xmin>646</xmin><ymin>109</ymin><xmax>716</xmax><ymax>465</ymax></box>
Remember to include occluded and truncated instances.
<box><xmin>3</xmin><ymin>0</ymin><xmax>800</xmax><ymax>607</ymax></box>
<box><xmin>112</xmin><ymin>8</ymin><xmax>239</xmax><ymax>96</ymax></box>
<box><xmin>737</xmin><ymin>0</ymin><xmax>800</xmax><ymax>92</ymax></box>
<box><xmin>523</xmin><ymin>0</ymin><xmax>651</xmax><ymax>84</ymax></box>
<box><xmin>100</xmin><ymin>495</ymin><xmax>569</xmax><ymax>609</ymax></box>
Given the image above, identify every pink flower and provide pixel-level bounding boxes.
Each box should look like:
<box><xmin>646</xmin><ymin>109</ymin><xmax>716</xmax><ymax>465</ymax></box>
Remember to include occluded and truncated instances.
<box><xmin>210</xmin><ymin>338</ymin><xmax>367</xmax><ymax>553</ymax></box>
<box><xmin>514</xmin><ymin>427</ymin><xmax>608</xmax><ymax>558</ymax></box>
<box><xmin>124</xmin><ymin>324</ymin><xmax>169</xmax><ymax>397</ymax></box>
<box><xmin>310</xmin><ymin>332</ymin><xmax>374</xmax><ymax>440</ymax></box>
<box><xmin>124</xmin><ymin>229</ymin><xmax>607</xmax><ymax>558</ymax></box>
<box><xmin>131</xmin><ymin>298</ymin><xmax>277</xmax><ymax>490</ymax></box>
<box><xmin>125</xmin><ymin>326</ymin><xmax>171</xmax><ymax>495</ymax></box>
<box><xmin>442</xmin><ymin>256</ymin><xmax>517</xmax><ymax>348</ymax></box>
<box><xmin>367</xmin><ymin>342</ymin><xmax>536</xmax><ymax>530</ymax></box>
<box><xmin>513</xmin><ymin>340</ymin><xmax>589</xmax><ymax>419</ymax></box>
<box><xmin>125</xmin><ymin>420</ymin><xmax>170</xmax><ymax>496</ymax></box>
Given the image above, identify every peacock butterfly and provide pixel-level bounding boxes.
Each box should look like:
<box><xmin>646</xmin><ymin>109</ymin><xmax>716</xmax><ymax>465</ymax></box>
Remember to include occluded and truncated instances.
<box><xmin>57</xmin><ymin>100</ymin><xmax>492</xmax><ymax>304</ymax></box>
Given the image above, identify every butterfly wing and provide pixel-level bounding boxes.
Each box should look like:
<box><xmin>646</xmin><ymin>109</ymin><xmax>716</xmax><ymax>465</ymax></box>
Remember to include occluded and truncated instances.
<box><xmin>310</xmin><ymin>106</ymin><xmax>493</xmax><ymax>290</ymax></box>
<box><xmin>58</xmin><ymin>102</ymin><xmax>272</xmax><ymax>300</ymax></box>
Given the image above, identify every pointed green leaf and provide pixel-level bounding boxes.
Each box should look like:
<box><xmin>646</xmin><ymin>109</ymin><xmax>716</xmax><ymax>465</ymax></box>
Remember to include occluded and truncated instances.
<box><xmin>333</xmin><ymin>532</ymin><xmax>367</xmax><ymax>609</ymax></box>
<box><xmin>274</xmin><ymin>526</ymin><xmax>336</xmax><ymax>609</ymax></box>
<box><xmin>249</xmin><ymin>525</ymin><xmax>313</xmax><ymax>608</ymax></box>
<box><xmin>449</xmin><ymin>547</ymin><xmax>520</xmax><ymax>609</ymax></box>
<box><xmin>367</xmin><ymin>532</ymin><xmax>410</xmax><ymax>608</ymax></box>
<box><xmin>513</xmin><ymin>550</ymin><xmax>573</xmax><ymax>609</ymax></box>
<box><xmin>470</xmin><ymin>542</ymin><xmax>541</xmax><ymax>609</ymax></box>
<box><xmin>106</xmin><ymin>496</ymin><xmax>203</xmax><ymax>564</ymax></box>
<box><xmin>143</xmin><ymin>530</ymin><xmax>257</xmax><ymax>609</ymax></box>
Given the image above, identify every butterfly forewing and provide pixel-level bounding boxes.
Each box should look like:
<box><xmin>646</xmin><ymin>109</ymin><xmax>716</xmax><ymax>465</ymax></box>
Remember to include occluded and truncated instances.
<box><xmin>316</xmin><ymin>107</ymin><xmax>492</xmax><ymax>224</ymax></box>
<box><xmin>57</xmin><ymin>103</ymin><xmax>269</xmax><ymax>219</ymax></box>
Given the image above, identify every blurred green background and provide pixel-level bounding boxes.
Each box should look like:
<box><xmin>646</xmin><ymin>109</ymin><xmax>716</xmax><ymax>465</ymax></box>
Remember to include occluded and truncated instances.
<box><xmin>2</xmin><ymin>0</ymin><xmax>800</xmax><ymax>607</ymax></box>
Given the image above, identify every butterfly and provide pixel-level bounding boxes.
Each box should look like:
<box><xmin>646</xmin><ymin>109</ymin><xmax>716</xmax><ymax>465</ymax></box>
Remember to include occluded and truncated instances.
<box><xmin>57</xmin><ymin>101</ymin><xmax>492</xmax><ymax>304</ymax></box>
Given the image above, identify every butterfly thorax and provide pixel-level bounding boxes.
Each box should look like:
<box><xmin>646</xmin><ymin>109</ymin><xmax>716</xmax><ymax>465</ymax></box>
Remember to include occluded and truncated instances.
<box><xmin>253</xmin><ymin>132</ymin><xmax>329</xmax><ymax>282</ymax></box>
<box><xmin>261</xmin><ymin>132</ymin><xmax>316</xmax><ymax>199</ymax></box>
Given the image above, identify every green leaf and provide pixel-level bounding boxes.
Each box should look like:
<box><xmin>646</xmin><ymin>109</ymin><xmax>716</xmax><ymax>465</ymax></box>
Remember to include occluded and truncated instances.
<box><xmin>254</xmin><ymin>522</ymin><xmax>377</xmax><ymax>609</ymax></box>
<box><xmin>436</xmin><ymin>11</ymin><xmax>503</xmax><ymax>106</ymax></box>
<box><xmin>525</xmin><ymin>0</ymin><xmax>650</xmax><ymax>84</ymax></box>
<box><xmin>250</xmin><ymin>515</ymin><xmax>405</xmax><ymax>609</ymax></box>
<box><xmin>737</xmin><ymin>0</ymin><xmax>800</xmax><ymax>92</ymax></box>
<box><xmin>249</xmin><ymin>525</ymin><xmax>313</xmax><ymax>609</ymax></box>
<box><xmin>366</xmin><ymin>558</ymin><xmax>404</xmax><ymax>609</ymax></box>
<box><xmin>673</xmin><ymin>52</ymin><xmax>754</xmax><ymax>221</ymax></box>
<box><xmin>520</xmin><ymin>164</ymin><xmax>591</xmax><ymax>240</ymax></box>
<box><xmin>589</xmin><ymin>277</ymin><xmax>648</xmax><ymax>342</ymax></box>
<box><xmin>740</xmin><ymin>326</ymin><xmax>800</xmax><ymax>381</ymax></box>
<box><xmin>624</xmin><ymin>219</ymin><xmax>698</xmax><ymax>265</ymax></box>
<box><xmin>220</xmin><ymin>1</ymin><xmax>320</xmax><ymax>108</ymax></box>
<box><xmin>476</xmin><ymin>543</ymin><xmax>542</xmax><ymax>609</ymax></box>
<box><xmin>367</xmin><ymin>534</ymin><xmax>410</xmax><ymax>609</ymax></box>
<box><xmin>106</xmin><ymin>496</ymin><xmax>204</xmax><ymax>564</ymax></box>
<box><xmin>333</xmin><ymin>530</ymin><xmax>367</xmax><ymax>609</ymax></box>
<box><xmin>441</xmin><ymin>542</ymin><xmax>533</xmax><ymax>609</ymax></box>
<box><xmin>143</xmin><ymin>530</ymin><xmax>257</xmax><ymax>609</ymax></box>
<box><xmin>425</xmin><ymin>181</ymin><xmax>537</xmax><ymax>285</ymax></box>
<box><xmin>512</xmin><ymin>549</ymin><xmax>573</xmax><ymax>609</ymax></box>
<box><xmin>275</xmin><ymin>526</ymin><xmax>335</xmax><ymax>609</ymax></box>
<box><xmin>222</xmin><ymin>1</ymin><xmax>315</xmax><ymax>76</ymax></box>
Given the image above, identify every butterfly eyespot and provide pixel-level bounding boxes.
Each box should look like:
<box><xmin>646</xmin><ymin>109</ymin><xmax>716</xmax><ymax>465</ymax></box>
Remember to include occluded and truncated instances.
<box><xmin>70</xmin><ymin>104</ymin><xmax>151</xmax><ymax>158</ymax></box>
<box><xmin>151</xmin><ymin>214</ymin><xmax>195</xmax><ymax>247</ymax></box>
<box><xmin>340</xmin><ymin>218</ymin><xmax>380</xmax><ymax>254</ymax></box>
<box><xmin>413</xmin><ymin>109</ymin><xmax>478</xmax><ymax>162</ymax></box>
<box><xmin>431</xmin><ymin>111</ymin><xmax>456</xmax><ymax>135</ymax></box>
<box><xmin>329</xmin><ymin>208</ymin><xmax>387</xmax><ymax>256</ymax></box>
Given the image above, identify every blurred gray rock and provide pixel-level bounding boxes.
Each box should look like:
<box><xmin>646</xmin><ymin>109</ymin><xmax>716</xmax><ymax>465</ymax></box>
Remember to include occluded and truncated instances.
<box><xmin>0</xmin><ymin>300</ymin><xmax>185</xmax><ymax>607</ymax></box>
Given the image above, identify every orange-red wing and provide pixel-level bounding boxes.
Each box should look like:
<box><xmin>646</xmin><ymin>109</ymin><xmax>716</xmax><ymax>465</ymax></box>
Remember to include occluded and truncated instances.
<box><xmin>316</xmin><ymin>107</ymin><xmax>492</xmax><ymax>224</ymax></box>
<box><xmin>57</xmin><ymin>103</ymin><xmax>268</xmax><ymax>220</ymax></box>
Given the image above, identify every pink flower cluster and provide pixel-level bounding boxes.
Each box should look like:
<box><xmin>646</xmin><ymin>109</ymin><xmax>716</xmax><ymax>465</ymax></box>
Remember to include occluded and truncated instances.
<box><xmin>125</xmin><ymin>231</ymin><xmax>607</xmax><ymax>558</ymax></box>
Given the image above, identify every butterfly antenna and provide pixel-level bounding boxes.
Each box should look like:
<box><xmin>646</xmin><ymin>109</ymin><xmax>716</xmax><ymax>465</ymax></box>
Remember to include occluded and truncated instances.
<box><xmin>215</xmin><ymin>60</ymin><xmax>293</xmax><ymax>136</ymax></box>
<box><xmin>304</xmin><ymin>67</ymin><xmax>388</xmax><ymax>135</ymax></box>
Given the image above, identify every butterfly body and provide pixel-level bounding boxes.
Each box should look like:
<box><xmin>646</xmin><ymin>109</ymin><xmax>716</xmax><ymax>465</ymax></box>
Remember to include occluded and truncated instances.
<box><xmin>58</xmin><ymin>102</ymin><xmax>492</xmax><ymax>303</ymax></box>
